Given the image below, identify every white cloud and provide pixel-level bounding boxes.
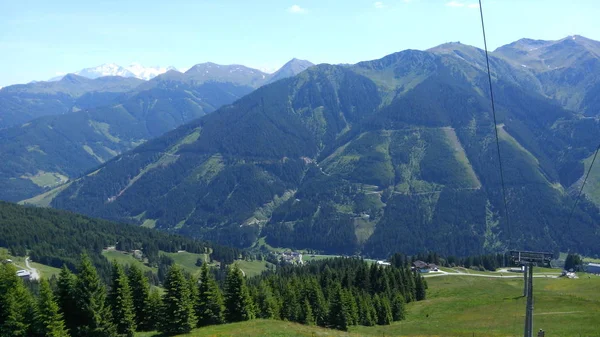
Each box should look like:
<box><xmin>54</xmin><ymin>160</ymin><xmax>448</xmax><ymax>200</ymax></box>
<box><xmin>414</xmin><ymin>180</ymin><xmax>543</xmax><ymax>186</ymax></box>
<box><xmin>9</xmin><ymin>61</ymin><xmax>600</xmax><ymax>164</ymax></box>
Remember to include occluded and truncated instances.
<box><xmin>467</xmin><ymin>3</ymin><xmax>480</xmax><ymax>8</ymax></box>
<box><xmin>374</xmin><ymin>1</ymin><xmax>386</xmax><ymax>9</ymax></box>
<box><xmin>288</xmin><ymin>5</ymin><xmax>307</xmax><ymax>14</ymax></box>
<box><xmin>446</xmin><ymin>1</ymin><xmax>465</xmax><ymax>7</ymax></box>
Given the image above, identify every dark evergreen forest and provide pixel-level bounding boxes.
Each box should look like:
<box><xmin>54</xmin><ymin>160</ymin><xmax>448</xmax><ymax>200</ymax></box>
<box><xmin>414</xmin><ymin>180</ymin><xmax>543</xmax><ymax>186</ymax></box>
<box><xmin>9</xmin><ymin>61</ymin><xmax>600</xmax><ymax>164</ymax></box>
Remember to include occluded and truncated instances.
<box><xmin>0</xmin><ymin>254</ymin><xmax>426</xmax><ymax>336</ymax></box>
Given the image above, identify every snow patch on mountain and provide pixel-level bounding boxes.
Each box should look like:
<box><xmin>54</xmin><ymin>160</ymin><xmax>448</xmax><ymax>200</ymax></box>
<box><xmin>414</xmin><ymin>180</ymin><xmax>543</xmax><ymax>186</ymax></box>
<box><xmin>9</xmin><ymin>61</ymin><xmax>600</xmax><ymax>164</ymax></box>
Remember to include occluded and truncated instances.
<box><xmin>126</xmin><ymin>63</ymin><xmax>177</xmax><ymax>80</ymax></box>
<box><xmin>50</xmin><ymin>63</ymin><xmax>177</xmax><ymax>81</ymax></box>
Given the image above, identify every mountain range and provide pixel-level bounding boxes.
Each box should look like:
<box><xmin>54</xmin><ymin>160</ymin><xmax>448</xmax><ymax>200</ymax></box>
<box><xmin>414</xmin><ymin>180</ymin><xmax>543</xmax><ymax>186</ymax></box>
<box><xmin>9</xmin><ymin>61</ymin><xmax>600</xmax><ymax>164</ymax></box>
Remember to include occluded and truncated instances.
<box><xmin>49</xmin><ymin>63</ymin><xmax>179</xmax><ymax>81</ymax></box>
<box><xmin>16</xmin><ymin>36</ymin><xmax>599</xmax><ymax>258</ymax></box>
<box><xmin>0</xmin><ymin>59</ymin><xmax>314</xmax><ymax>201</ymax></box>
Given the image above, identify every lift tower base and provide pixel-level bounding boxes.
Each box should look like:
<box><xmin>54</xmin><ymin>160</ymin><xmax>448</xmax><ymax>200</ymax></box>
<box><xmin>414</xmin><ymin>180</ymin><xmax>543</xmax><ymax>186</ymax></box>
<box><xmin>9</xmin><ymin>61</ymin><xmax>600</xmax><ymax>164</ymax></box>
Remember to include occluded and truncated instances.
<box><xmin>509</xmin><ymin>251</ymin><xmax>553</xmax><ymax>337</ymax></box>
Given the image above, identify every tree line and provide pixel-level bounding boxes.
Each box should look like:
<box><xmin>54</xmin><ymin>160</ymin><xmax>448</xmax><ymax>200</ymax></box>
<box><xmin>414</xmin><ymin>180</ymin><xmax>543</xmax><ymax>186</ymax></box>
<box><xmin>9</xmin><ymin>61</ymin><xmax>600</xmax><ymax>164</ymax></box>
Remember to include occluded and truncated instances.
<box><xmin>0</xmin><ymin>254</ymin><xmax>427</xmax><ymax>336</ymax></box>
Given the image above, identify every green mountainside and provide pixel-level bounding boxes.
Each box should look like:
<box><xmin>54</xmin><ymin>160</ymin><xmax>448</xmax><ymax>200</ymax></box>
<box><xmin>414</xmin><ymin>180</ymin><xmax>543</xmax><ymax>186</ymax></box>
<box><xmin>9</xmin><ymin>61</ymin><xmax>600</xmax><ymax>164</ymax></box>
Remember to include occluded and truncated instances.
<box><xmin>0</xmin><ymin>81</ymin><xmax>254</xmax><ymax>202</ymax></box>
<box><xmin>494</xmin><ymin>35</ymin><xmax>600</xmax><ymax>208</ymax></box>
<box><xmin>34</xmin><ymin>40</ymin><xmax>600</xmax><ymax>257</ymax></box>
<box><xmin>0</xmin><ymin>74</ymin><xmax>144</xmax><ymax>129</ymax></box>
<box><xmin>0</xmin><ymin>61</ymin><xmax>313</xmax><ymax>202</ymax></box>
<box><xmin>494</xmin><ymin>35</ymin><xmax>600</xmax><ymax>114</ymax></box>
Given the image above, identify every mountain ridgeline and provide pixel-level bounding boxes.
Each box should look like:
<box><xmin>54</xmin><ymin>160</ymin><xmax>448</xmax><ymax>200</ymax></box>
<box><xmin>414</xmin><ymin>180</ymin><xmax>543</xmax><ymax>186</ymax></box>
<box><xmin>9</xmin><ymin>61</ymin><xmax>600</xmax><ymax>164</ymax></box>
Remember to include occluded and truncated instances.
<box><xmin>0</xmin><ymin>59</ymin><xmax>314</xmax><ymax>202</ymax></box>
<box><xmin>39</xmin><ymin>37</ymin><xmax>600</xmax><ymax>258</ymax></box>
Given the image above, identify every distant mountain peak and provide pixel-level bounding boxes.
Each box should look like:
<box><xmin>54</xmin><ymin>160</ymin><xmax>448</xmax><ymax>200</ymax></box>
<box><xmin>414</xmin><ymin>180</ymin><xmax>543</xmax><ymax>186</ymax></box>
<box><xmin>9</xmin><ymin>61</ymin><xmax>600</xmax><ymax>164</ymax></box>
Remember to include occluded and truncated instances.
<box><xmin>266</xmin><ymin>58</ymin><xmax>314</xmax><ymax>84</ymax></box>
<box><xmin>59</xmin><ymin>73</ymin><xmax>89</xmax><ymax>83</ymax></box>
<box><xmin>494</xmin><ymin>35</ymin><xmax>600</xmax><ymax>73</ymax></box>
<box><xmin>49</xmin><ymin>63</ymin><xmax>177</xmax><ymax>81</ymax></box>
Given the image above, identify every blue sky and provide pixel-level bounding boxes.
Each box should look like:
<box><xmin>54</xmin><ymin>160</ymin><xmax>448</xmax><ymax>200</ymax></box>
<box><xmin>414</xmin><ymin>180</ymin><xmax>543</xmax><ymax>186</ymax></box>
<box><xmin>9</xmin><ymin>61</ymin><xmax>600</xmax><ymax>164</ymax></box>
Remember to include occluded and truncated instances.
<box><xmin>1</xmin><ymin>0</ymin><xmax>599</xmax><ymax>87</ymax></box>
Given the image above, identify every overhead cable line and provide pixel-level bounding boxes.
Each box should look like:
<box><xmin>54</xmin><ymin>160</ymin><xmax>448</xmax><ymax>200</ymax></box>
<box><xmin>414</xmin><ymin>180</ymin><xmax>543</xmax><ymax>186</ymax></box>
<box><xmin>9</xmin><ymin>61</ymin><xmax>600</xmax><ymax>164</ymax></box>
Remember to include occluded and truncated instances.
<box><xmin>478</xmin><ymin>0</ymin><xmax>511</xmax><ymax>242</ymax></box>
<box><xmin>565</xmin><ymin>142</ymin><xmax>600</xmax><ymax>229</ymax></box>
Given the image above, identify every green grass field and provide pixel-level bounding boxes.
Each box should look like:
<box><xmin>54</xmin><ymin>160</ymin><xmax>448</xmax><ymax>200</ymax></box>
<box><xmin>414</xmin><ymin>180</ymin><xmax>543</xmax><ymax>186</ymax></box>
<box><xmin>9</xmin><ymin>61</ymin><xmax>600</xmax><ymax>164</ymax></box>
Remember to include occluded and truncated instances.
<box><xmin>102</xmin><ymin>250</ymin><xmax>155</xmax><ymax>273</ymax></box>
<box><xmin>26</xmin><ymin>171</ymin><xmax>69</xmax><ymax>188</ymax></box>
<box><xmin>234</xmin><ymin>260</ymin><xmax>273</xmax><ymax>277</ymax></box>
<box><xmin>135</xmin><ymin>273</ymin><xmax>600</xmax><ymax>337</ymax></box>
<box><xmin>135</xmin><ymin>320</ymin><xmax>360</xmax><ymax>337</ymax></box>
<box><xmin>162</xmin><ymin>251</ymin><xmax>208</xmax><ymax>277</ymax></box>
<box><xmin>303</xmin><ymin>254</ymin><xmax>340</xmax><ymax>262</ymax></box>
<box><xmin>29</xmin><ymin>260</ymin><xmax>61</xmax><ymax>278</ymax></box>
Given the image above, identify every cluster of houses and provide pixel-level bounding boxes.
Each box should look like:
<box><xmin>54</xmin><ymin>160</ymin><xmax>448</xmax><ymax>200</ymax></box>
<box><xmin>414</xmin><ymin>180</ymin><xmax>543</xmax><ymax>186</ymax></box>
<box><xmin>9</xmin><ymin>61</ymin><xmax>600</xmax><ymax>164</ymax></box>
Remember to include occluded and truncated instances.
<box><xmin>412</xmin><ymin>260</ymin><xmax>439</xmax><ymax>273</ymax></box>
<box><xmin>275</xmin><ymin>251</ymin><xmax>303</xmax><ymax>265</ymax></box>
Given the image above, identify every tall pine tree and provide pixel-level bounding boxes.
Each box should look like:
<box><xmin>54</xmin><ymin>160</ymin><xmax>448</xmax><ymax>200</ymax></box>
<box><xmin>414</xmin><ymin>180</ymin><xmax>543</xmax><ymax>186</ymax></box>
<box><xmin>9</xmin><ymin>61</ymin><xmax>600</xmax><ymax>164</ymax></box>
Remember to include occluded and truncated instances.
<box><xmin>391</xmin><ymin>293</ymin><xmax>406</xmax><ymax>321</ymax></box>
<box><xmin>159</xmin><ymin>264</ymin><xmax>196</xmax><ymax>334</ymax></box>
<box><xmin>326</xmin><ymin>283</ymin><xmax>349</xmax><ymax>331</ymax></box>
<box><xmin>415</xmin><ymin>272</ymin><xmax>426</xmax><ymax>301</ymax></box>
<box><xmin>126</xmin><ymin>264</ymin><xmax>152</xmax><ymax>331</ymax></box>
<box><xmin>195</xmin><ymin>263</ymin><xmax>224</xmax><ymax>327</ymax></box>
<box><xmin>303</xmin><ymin>277</ymin><xmax>327</xmax><ymax>327</ymax></box>
<box><xmin>374</xmin><ymin>294</ymin><xmax>392</xmax><ymax>325</ymax></box>
<box><xmin>224</xmin><ymin>265</ymin><xmax>254</xmax><ymax>323</ymax></box>
<box><xmin>299</xmin><ymin>298</ymin><xmax>315</xmax><ymax>326</ymax></box>
<box><xmin>72</xmin><ymin>253</ymin><xmax>116</xmax><ymax>337</ymax></box>
<box><xmin>146</xmin><ymin>289</ymin><xmax>162</xmax><ymax>331</ymax></box>
<box><xmin>255</xmin><ymin>281</ymin><xmax>279</xmax><ymax>320</ymax></box>
<box><xmin>108</xmin><ymin>261</ymin><xmax>136</xmax><ymax>336</ymax></box>
<box><xmin>56</xmin><ymin>266</ymin><xmax>77</xmax><ymax>334</ymax></box>
<box><xmin>34</xmin><ymin>278</ymin><xmax>69</xmax><ymax>337</ymax></box>
<box><xmin>0</xmin><ymin>263</ymin><xmax>35</xmax><ymax>336</ymax></box>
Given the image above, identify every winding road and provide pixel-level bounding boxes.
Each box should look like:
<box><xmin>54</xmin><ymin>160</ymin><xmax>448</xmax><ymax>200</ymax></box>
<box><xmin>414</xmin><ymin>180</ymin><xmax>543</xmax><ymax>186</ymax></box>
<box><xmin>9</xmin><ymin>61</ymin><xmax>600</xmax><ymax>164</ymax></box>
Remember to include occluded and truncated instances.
<box><xmin>24</xmin><ymin>257</ymin><xmax>40</xmax><ymax>280</ymax></box>
<box><xmin>423</xmin><ymin>269</ymin><xmax>560</xmax><ymax>279</ymax></box>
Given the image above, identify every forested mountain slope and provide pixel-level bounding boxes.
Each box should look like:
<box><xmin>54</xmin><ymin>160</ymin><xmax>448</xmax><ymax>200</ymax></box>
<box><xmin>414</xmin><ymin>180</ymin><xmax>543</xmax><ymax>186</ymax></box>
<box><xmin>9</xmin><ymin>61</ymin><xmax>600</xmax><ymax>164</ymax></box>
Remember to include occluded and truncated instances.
<box><xmin>0</xmin><ymin>74</ymin><xmax>144</xmax><ymax>129</ymax></box>
<box><xmin>0</xmin><ymin>61</ymin><xmax>312</xmax><ymax>202</ymax></box>
<box><xmin>29</xmin><ymin>41</ymin><xmax>600</xmax><ymax>257</ymax></box>
<box><xmin>0</xmin><ymin>201</ymin><xmax>238</xmax><ymax>275</ymax></box>
<box><xmin>494</xmin><ymin>35</ymin><xmax>600</xmax><ymax>207</ymax></box>
<box><xmin>0</xmin><ymin>81</ymin><xmax>254</xmax><ymax>202</ymax></box>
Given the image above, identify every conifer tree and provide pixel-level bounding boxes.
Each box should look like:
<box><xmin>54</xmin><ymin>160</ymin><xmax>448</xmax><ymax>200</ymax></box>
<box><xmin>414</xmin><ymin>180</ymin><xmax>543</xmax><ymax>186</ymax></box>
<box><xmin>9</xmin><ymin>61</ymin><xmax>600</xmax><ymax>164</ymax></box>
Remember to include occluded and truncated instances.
<box><xmin>224</xmin><ymin>265</ymin><xmax>254</xmax><ymax>323</ymax></box>
<box><xmin>56</xmin><ymin>266</ymin><xmax>77</xmax><ymax>334</ymax></box>
<box><xmin>374</xmin><ymin>294</ymin><xmax>392</xmax><ymax>325</ymax></box>
<box><xmin>357</xmin><ymin>292</ymin><xmax>376</xmax><ymax>326</ymax></box>
<box><xmin>72</xmin><ymin>253</ymin><xmax>116</xmax><ymax>337</ymax></box>
<box><xmin>279</xmin><ymin>281</ymin><xmax>299</xmax><ymax>321</ymax></box>
<box><xmin>195</xmin><ymin>263</ymin><xmax>224</xmax><ymax>326</ymax></box>
<box><xmin>303</xmin><ymin>277</ymin><xmax>327</xmax><ymax>327</ymax></box>
<box><xmin>0</xmin><ymin>263</ymin><xmax>35</xmax><ymax>336</ymax></box>
<box><xmin>255</xmin><ymin>281</ymin><xmax>279</xmax><ymax>320</ymax></box>
<box><xmin>34</xmin><ymin>278</ymin><xmax>69</xmax><ymax>337</ymax></box>
<box><xmin>326</xmin><ymin>283</ymin><xmax>349</xmax><ymax>331</ymax></box>
<box><xmin>126</xmin><ymin>264</ymin><xmax>152</xmax><ymax>331</ymax></box>
<box><xmin>415</xmin><ymin>272</ymin><xmax>426</xmax><ymax>301</ymax></box>
<box><xmin>343</xmin><ymin>289</ymin><xmax>359</xmax><ymax>326</ymax></box>
<box><xmin>108</xmin><ymin>261</ymin><xmax>136</xmax><ymax>336</ymax></box>
<box><xmin>159</xmin><ymin>264</ymin><xmax>196</xmax><ymax>334</ymax></box>
<box><xmin>146</xmin><ymin>289</ymin><xmax>162</xmax><ymax>331</ymax></box>
<box><xmin>405</xmin><ymin>267</ymin><xmax>416</xmax><ymax>303</ymax></box>
<box><xmin>299</xmin><ymin>298</ymin><xmax>315</xmax><ymax>325</ymax></box>
<box><xmin>391</xmin><ymin>293</ymin><xmax>406</xmax><ymax>321</ymax></box>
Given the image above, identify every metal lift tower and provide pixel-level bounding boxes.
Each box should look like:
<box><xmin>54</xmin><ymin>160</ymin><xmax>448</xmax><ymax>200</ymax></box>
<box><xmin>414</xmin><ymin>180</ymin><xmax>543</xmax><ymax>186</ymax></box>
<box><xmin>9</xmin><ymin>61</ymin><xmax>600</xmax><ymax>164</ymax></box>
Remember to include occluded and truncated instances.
<box><xmin>509</xmin><ymin>251</ymin><xmax>553</xmax><ymax>337</ymax></box>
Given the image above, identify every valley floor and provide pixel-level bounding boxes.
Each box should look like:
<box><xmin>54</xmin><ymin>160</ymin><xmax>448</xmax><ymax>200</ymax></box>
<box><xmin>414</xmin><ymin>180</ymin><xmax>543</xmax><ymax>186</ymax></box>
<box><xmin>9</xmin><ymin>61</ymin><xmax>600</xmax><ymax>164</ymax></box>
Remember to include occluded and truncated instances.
<box><xmin>136</xmin><ymin>272</ymin><xmax>600</xmax><ymax>337</ymax></box>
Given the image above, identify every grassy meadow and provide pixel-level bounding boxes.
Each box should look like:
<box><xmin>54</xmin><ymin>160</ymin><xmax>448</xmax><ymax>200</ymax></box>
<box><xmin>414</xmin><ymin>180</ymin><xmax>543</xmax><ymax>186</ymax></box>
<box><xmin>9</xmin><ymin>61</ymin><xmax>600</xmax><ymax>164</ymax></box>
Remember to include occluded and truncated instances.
<box><xmin>136</xmin><ymin>272</ymin><xmax>600</xmax><ymax>337</ymax></box>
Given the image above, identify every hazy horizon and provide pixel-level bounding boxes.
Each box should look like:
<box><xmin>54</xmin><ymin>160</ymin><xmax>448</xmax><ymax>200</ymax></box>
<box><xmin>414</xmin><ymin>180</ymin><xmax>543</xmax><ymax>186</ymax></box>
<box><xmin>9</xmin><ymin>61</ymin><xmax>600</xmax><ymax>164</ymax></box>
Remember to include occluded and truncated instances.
<box><xmin>2</xmin><ymin>0</ymin><xmax>599</xmax><ymax>87</ymax></box>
